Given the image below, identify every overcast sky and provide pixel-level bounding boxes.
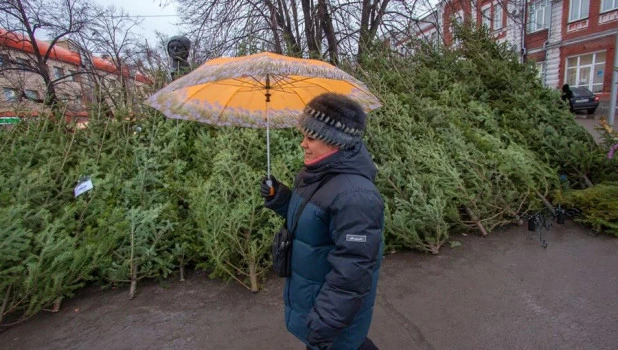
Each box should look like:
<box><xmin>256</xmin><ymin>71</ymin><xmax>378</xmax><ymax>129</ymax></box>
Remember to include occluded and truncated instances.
<box><xmin>94</xmin><ymin>0</ymin><xmax>181</xmax><ymax>45</ymax></box>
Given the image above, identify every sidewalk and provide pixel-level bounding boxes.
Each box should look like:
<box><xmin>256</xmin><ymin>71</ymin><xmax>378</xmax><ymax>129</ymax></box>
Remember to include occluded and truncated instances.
<box><xmin>573</xmin><ymin>113</ymin><xmax>604</xmax><ymax>143</ymax></box>
<box><xmin>1</xmin><ymin>221</ymin><xmax>617</xmax><ymax>350</ymax></box>
<box><xmin>572</xmin><ymin>106</ymin><xmax>617</xmax><ymax>144</ymax></box>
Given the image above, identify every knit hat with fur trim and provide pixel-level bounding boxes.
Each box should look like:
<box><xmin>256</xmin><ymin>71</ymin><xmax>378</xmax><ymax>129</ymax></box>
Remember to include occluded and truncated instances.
<box><xmin>298</xmin><ymin>93</ymin><xmax>366</xmax><ymax>149</ymax></box>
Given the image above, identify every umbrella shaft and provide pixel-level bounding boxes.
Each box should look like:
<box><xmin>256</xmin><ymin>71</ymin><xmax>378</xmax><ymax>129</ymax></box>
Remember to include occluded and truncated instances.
<box><xmin>266</xmin><ymin>95</ymin><xmax>271</xmax><ymax>179</ymax></box>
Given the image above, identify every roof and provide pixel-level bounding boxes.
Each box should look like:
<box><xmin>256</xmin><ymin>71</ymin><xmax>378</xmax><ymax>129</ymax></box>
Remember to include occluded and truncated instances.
<box><xmin>0</xmin><ymin>29</ymin><xmax>151</xmax><ymax>84</ymax></box>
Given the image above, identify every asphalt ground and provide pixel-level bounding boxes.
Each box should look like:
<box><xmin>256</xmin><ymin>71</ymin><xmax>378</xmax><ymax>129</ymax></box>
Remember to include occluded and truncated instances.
<box><xmin>1</xmin><ymin>220</ymin><xmax>617</xmax><ymax>350</ymax></box>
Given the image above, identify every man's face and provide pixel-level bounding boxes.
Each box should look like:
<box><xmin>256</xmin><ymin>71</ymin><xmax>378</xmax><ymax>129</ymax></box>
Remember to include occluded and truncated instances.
<box><xmin>300</xmin><ymin>131</ymin><xmax>338</xmax><ymax>164</ymax></box>
<box><xmin>168</xmin><ymin>40</ymin><xmax>188</xmax><ymax>59</ymax></box>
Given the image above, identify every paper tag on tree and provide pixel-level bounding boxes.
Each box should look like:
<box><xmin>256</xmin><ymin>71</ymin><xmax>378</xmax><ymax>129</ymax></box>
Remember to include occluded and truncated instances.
<box><xmin>74</xmin><ymin>177</ymin><xmax>93</xmax><ymax>197</ymax></box>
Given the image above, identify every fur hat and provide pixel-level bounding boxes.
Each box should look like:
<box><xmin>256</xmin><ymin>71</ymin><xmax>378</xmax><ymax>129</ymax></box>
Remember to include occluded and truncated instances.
<box><xmin>298</xmin><ymin>93</ymin><xmax>366</xmax><ymax>149</ymax></box>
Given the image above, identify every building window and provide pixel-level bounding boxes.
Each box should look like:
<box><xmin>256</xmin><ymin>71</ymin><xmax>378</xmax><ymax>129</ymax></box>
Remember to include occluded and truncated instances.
<box><xmin>53</xmin><ymin>66</ymin><xmax>64</xmax><ymax>79</ymax></box>
<box><xmin>429</xmin><ymin>31</ymin><xmax>438</xmax><ymax>45</ymax></box>
<box><xmin>25</xmin><ymin>89</ymin><xmax>40</xmax><ymax>101</ymax></box>
<box><xmin>0</xmin><ymin>54</ymin><xmax>9</xmax><ymax>67</ymax></box>
<box><xmin>68</xmin><ymin>70</ymin><xmax>80</xmax><ymax>82</ymax></box>
<box><xmin>569</xmin><ymin>0</ymin><xmax>589</xmax><ymax>22</ymax></box>
<box><xmin>16</xmin><ymin>58</ymin><xmax>29</xmax><ymax>70</ymax></box>
<box><xmin>528</xmin><ymin>0</ymin><xmax>551</xmax><ymax>32</ymax></box>
<box><xmin>450</xmin><ymin>10</ymin><xmax>464</xmax><ymax>36</ymax></box>
<box><xmin>493</xmin><ymin>5</ymin><xmax>504</xmax><ymax>30</ymax></box>
<box><xmin>536</xmin><ymin>61</ymin><xmax>546</xmax><ymax>85</ymax></box>
<box><xmin>3</xmin><ymin>88</ymin><xmax>18</xmax><ymax>101</ymax></box>
<box><xmin>565</xmin><ymin>51</ymin><xmax>606</xmax><ymax>93</ymax></box>
<box><xmin>602</xmin><ymin>0</ymin><xmax>618</xmax><ymax>12</ymax></box>
<box><xmin>482</xmin><ymin>7</ymin><xmax>491</xmax><ymax>28</ymax></box>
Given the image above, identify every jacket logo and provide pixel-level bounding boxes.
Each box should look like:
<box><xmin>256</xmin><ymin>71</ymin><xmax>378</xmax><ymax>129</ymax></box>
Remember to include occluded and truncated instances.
<box><xmin>346</xmin><ymin>234</ymin><xmax>367</xmax><ymax>242</ymax></box>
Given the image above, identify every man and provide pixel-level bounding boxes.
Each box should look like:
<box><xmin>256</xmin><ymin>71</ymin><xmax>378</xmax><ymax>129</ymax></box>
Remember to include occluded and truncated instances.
<box><xmin>260</xmin><ymin>93</ymin><xmax>384</xmax><ymax>350</ymax></box>
<box><xmin>561</xmin><ymin>84</ymin><xmax>574</xmax><ymax>109</ymax></box>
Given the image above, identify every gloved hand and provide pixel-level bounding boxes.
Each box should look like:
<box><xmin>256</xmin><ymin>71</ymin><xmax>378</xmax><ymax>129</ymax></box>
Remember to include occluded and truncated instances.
<box><xmin>307</xmin><ymin>332</ymin><xmax>333</xmax><ymax>350</ymax></box>
<box><xmin>260</xmin><ymin>175</ymin><xmax>280</xmax><ymax>199</ymax></box>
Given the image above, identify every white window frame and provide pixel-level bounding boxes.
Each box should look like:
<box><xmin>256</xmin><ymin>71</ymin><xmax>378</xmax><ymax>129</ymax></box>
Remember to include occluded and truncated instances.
<box><xmin>428</xmin><ymin>30</ymin><xmax>439</xmax><ymax>45</ymax></box>
<box><xmin>68</xmin><ymin>69</ymin><xmax>78</xmax><ymax>82</ymax></box>
<box><xmin>569</xmin><ymin>0</ymin><xmax>590</xmax><ymax>22</ymax></box>
<box><xmin>482</xmin><ymin>6</ymin><xmax>491</xmax><ymax>29</ymax></box>
<box><xmin>493</xmin><ymin>4</ymin><xmax>504</xmax><ymax>30</ymax></box>
<box><xmin>564</xmin><ymin>51</ymin><xmax>606</xmax><ymax>93</ymax></box>
<box><xmin>528</xmin><ymin>0</ymin><xmax>551</xmax><ymax>33</ymax></box>
<box><xmin>3</xmin><ymin>88</ymin><xmax>18</xmax><ymax>101</ymax></box>
<box><xmin>25</xmin><ymin>89</ymin><xmax>39</xmax><ymax>100</ymax></box>
<box><xmin>53</xmin><ymin>66</ymin><xmax>64</xmax><ymax>80</ymax></box>
<box><xmin>601</xmin><ymin>0</ymin><xmax>618</xmax><ymax>12</ymax></box>
<box><xmin>536</xmin><ymin>61</ymin><xmax>546</xmax><ymax>84</ymax></box>
<box><xmin>16</xmin><ymin>58</ymin><xmax>29</xmax><ymax>70</ymax></box>
<box><xmin>450</xmin><ymin>10</ymin><xmax>464</xmax><ymax>34</ymax></box>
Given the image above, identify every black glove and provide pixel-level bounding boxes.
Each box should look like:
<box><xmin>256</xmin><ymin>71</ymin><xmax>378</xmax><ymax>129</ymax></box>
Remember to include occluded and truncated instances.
<box><xmin>307</xmin><ymin>333</ymin><xmax>333</xmax><ymax>350</ymax></box>
<box><xmin>260</xmin><ymin>175</ymin><xmax>280</xmax><ymax>199</ymax></box>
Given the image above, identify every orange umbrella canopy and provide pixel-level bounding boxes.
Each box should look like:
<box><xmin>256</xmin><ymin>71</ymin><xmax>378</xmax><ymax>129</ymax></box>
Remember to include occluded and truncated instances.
<box><xmin>145</xmin><ymin>52</ymin><xmax>381</xmax><ymax>128</ymax></box>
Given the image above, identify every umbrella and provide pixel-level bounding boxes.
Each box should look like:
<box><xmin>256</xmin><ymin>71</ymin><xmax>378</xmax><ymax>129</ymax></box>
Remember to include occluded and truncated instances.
<box><xmin>145</xmin><ymin>51</ymin><xmax>381</xmax><ymax>188</ymax></box>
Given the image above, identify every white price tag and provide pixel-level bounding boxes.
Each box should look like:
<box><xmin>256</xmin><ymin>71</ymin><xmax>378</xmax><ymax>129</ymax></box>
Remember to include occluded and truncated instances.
<box><xmin>74</xmin><ymin>178</ymin><xmax>93</xmax><ymax>197</ymax></box>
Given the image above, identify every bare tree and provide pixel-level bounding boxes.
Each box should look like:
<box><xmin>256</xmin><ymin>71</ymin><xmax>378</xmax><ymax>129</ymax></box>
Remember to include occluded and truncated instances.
<box><xmin>167</xmin><ymin>0</ymin><xmax>526</xmax><ymax>66</ymax></box>
<box><xmin>170</xmin><ymin>0</ymin><xmax>450</xmax><ymax>65</ymax></box>
<box><xmin>0</xmin><ymin>0</ymin><xmax>93</xmax><ymax>110</ymax></box>
<box><xmin>129</xmin><ymin>36</ymin><xmax>170</xmax><ymax>93</ymax></box>
<box><xmin>76</xmin><ymin>5</ymin><xmax>143</xmax><ymax>112</ymax></box>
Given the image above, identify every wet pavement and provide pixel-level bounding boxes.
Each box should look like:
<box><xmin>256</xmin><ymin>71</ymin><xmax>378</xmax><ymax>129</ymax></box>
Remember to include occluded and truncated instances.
<box><xmin>1</xmin><ymin>221</ymin><xmax>617</xmax><ymax>350</ymax></box>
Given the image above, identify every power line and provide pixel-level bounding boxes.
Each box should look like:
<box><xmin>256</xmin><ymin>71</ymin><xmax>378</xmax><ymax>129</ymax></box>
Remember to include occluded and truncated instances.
<box><xmin>101</xmin><ymin>14</ymin><xmax>177</xmax><ymax>18</ymax></box>
<box><xmin>124</xmin><ymin>15</ymin><xmax>177</xmax><ymax>18</ymax></box>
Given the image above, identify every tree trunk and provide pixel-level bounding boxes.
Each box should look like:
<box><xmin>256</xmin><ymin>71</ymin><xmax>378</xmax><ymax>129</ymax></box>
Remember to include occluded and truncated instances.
<box><xmin>0</xmin><ymin>285</ymin><xmax>11</xmax><ymax>323</ymax></box>
<box><xmin>358</xmin><ymin>0</ymin><xmax>390</xmax><ymax>62</ymax></box>
<box><xmin>276</xmin><ymin>0</ymin><xmax>302</xmax><ymax>56</ymax></box>
<box><xmin>464</xmin><ymin>206</ymin><xmax>489</xmax><ymax>237</ymax></box>
<box><xmin>249</xmin><ymin>262</ymin><xmax>258</xmax><ymax>293</ymax></box>
<box><xmin>317</xmin><ymin>0</ymin><xmax>338</xmax><ymax>65</ymax></box>
<box><xmin>39</xmin><ymin>63</ymin><xmax>59</xmax><ymax>110</ymax></box>
<box><xmin>51</xmin><ymin>296</ymin><xmax>63</xmax><ymax>313</ymax></box>
<box><xmin>358</xmin><ymin>0</ymin><xmax>372</xmax><ymax>60</ymax></box>
<box><xmin>301</xmin><ymin>0</ymin><xmax>320</xmax><ymax>58</ymax></box>
<box><xmin>129</xmin><ymin>263</ymin><xmax>138</xmax><ymax>300</ymax></box>
<box><xmin>535</xmin><ymin>190</ymin><xmax>555</xmax><ymax>215</ymax></box>
<box><xmin>266</xmin><ymin>1</ymin><xmax>284</xmax><ymax>54</ymax></box>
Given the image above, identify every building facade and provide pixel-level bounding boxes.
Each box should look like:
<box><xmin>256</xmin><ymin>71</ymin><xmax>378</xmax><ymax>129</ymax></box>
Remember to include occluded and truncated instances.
<box><xmin>0</xmin><ymin>29</ymin><xmax>150</xmax><ymax>121</ymax></box>
<box><xmin>413</xmin><ymin>0</ymin><xmax>617</xmax><ymax>101</ymax></box>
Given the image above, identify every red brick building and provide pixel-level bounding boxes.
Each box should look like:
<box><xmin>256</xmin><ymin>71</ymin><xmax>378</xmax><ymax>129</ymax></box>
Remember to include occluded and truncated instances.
<box><xmin>415</xmin><ymin>0</ymin><xmax>617</xmax><ymax>101</ymax></box>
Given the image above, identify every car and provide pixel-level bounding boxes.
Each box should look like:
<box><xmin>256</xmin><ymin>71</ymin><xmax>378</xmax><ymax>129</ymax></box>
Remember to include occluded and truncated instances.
<box><xmin>568</xmin><ymin>86</ymin><xmax>599</xmax><ymax>115</ymax></box>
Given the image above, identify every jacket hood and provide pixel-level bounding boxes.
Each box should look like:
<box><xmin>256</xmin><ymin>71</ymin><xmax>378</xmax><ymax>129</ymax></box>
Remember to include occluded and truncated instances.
<box><xmin>299</xmin><ymin>142</ymin><xmax>377</xmax><ymax>184</ymax></box>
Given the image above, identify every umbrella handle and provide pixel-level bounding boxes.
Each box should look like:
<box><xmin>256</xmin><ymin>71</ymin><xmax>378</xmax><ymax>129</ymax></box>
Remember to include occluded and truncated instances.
<box><xmin>265</xmin><ymin>179</ymin><xmax>274</xmax><ymax>196</ymax></box>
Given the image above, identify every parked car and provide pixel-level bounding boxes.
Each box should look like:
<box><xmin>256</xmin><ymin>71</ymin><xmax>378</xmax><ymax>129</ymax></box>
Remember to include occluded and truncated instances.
<box><xmin>568</xmin><ymin>87</ymin><xmax>599</xmax><ymax>115</ymax></box>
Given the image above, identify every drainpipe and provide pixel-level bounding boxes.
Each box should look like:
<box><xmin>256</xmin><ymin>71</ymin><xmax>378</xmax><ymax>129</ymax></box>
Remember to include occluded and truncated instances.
<box><xmin>544</xmin><ymin>0</ymin><xmax>553</xmax><ymax>87</ymax></box>
<box><xmin>520</xmin><ymin>0</ymin><xmax>527</xmax><ymax>63</ymax></box>
<box><xmin>609</xmin><ymin>30</ymin><xmax>618</xmax><ymax>127</ymax></box>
